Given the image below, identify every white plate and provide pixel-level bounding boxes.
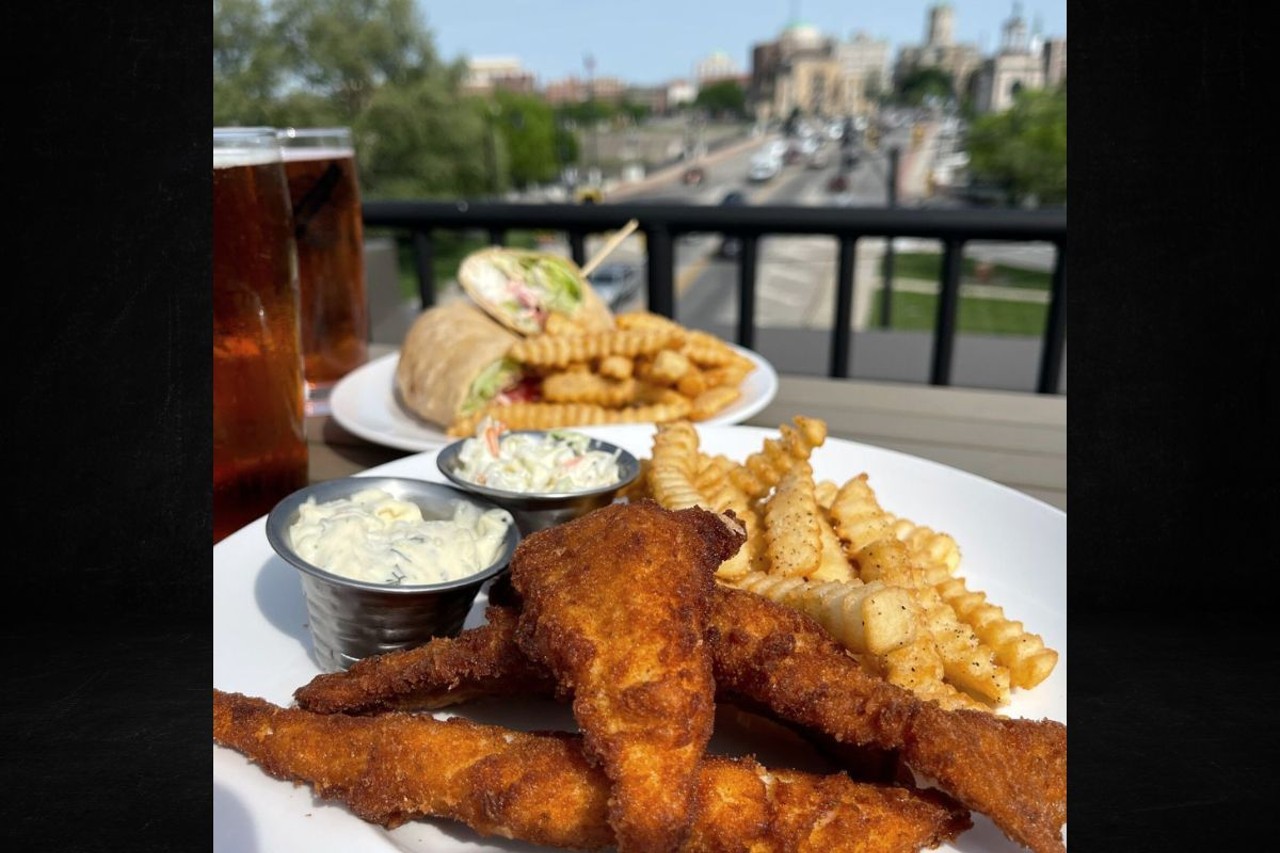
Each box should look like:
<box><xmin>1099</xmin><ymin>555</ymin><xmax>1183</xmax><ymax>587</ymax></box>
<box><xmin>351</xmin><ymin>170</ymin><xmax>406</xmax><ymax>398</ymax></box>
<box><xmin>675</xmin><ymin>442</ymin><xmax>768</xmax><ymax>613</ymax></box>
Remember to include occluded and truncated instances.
<box><xmin>214</xmin><ymin>425</ymin><xmax>1066</xmax><ymax>853</ymax></box>
<box><xmin>329</xmin><ymin>345</ymin><xmax>780</xmax><ymax>452</ymax></box>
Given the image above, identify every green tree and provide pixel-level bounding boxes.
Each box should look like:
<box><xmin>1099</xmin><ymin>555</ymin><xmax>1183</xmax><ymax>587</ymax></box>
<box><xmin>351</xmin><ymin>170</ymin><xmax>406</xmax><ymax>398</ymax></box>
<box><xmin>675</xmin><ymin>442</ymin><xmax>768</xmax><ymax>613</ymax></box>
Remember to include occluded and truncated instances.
<box><xmin>213</xmin><ymin>0</ymin><xmax>491</xmax><ymax>199</ymax></box>
<box><xmin>617</xmin><ymin>98</ymin><xmax>651</xmax><ymax>124</ymax></box>
<box><xmin>356</xmin><ymin>79</ymin><xmax>491</xmax><ymax>198</ymax></box>
<box><xmin>556</xmin><ymin>99</ymin><xmax>614</xmax><ymax>126</ymax></box>
<box><xmin>694</xmin><ymin>80</ymin><xmax>746</xmax><ymax>118</ymax></box>
<box><xmin>268</xmin><ymin>0</ymin><xmax>438</xmax><ymax>121</ymax></box>
<box><xmin>897</xmin><ymin>67</ymin><xmax>954</xmax><ymax>106</ymax></box>
<box><xmin>487</xmin><ymin>92</ymin><xmax>564</xmax><ymax>189</ymax></box>
<box><xmin>966</xmin><ymin>87</ymin><xmax>1067</xmax><ymax>206</ymax></box>
<box><xmin>214</xmin><ymin>0</ymin><xmax>285</xmax><ymax>125</ymax></box>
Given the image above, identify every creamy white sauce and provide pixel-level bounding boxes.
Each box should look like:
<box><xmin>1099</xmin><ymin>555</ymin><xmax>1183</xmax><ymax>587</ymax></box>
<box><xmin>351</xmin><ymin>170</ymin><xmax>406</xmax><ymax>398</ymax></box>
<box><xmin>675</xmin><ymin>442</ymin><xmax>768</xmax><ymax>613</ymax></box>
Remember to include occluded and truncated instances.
<box><xmin>288</xmin><ymin>487</ymin><xmax>512</xmax><ymax>585</ymax></box>
<box><xmin>455</xmin><ymin>419</ymin><xmax>621</xmax><ymax>493</ymax></box>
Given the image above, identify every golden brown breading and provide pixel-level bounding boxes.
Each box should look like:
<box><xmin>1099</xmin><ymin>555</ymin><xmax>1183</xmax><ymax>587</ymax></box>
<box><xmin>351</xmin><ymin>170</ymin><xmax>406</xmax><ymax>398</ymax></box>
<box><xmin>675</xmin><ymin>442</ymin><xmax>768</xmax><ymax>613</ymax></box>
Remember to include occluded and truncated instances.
<box><xmin>214</xmin><ymin>689</ymin><xmax>971</xmax><ymax>852</ymax></box>
<box><xmin>292</xmin><ymin>588</ymin><xmax>1066</xmax><ymax>853</ymax></box>
<box><xmin>707</xmin><ymin>585</ymin><xmax>1067</xmax><ymax>853</ymax></box>
<box><xmin>509</xmin><ymin>500</ymin><xmax>745</xmax><ymax>853</ymax></box>
<box><xmin>293</xmin><ymin>606</ymin><xmax>555</xmax><ymax>714</ymax></box>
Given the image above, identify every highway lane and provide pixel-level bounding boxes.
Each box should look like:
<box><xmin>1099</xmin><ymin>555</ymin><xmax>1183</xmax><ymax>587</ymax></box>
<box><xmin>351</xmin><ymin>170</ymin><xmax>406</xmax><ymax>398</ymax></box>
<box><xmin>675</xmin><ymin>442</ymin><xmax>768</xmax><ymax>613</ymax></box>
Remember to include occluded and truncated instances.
<box><xmin>674</xmin><ymin>131</ymin><xmax>910</xmax><ymax>332</ymax></box>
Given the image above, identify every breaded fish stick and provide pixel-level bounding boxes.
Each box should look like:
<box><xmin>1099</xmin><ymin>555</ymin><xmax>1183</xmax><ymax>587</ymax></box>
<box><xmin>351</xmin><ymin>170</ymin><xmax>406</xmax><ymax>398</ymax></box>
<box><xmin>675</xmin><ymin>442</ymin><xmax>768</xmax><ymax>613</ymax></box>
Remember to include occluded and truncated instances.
<box><xmin>708</xmin><ymin>585</ymin><xmax>1067</xmax><ymax>853</ymax></box>
<box><xmin>296</xmin><ymin>590</ymin><xmax>1066</xmax><ymax>853</ymax></box>
<box><xmin>293</xmin><ymin>605</ymin><xmax>555</xmax><ymax>715</ymax></box>
<box><xmin>214</xmin><ymin>690</ymin><xmax>971</xmax><ymax>852</ymax></box>
<box><xmin>509</xmin><ymin>501</ymin><xmax>744</xmax><ymax>853</ymax></box>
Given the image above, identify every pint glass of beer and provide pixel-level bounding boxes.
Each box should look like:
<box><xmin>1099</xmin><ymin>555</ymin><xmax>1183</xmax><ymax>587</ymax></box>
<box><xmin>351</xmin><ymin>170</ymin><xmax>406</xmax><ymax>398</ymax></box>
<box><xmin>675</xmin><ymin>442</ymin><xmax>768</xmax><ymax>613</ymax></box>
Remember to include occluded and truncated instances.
<box><xmin>213</xmin><ymin>128</ymin><xmax>309</xmax><ymax>543</ymax></box>
<box><xmin>278</xmin><ymin>127</ymin><xmax>369</xmax><ymax>414</ymax></box>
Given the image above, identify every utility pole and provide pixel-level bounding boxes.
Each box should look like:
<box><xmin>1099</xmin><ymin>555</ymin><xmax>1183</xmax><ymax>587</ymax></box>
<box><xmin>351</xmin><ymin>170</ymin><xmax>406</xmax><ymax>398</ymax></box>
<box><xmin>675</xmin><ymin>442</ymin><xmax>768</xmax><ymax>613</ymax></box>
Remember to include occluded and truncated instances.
<box><xmin>584</xmin><ymin>53</ymin><xmax>598</xmax><ymax>182</ymax></box>
<box><xmin>880</xmin><ymin>145</ymin><xmax>899</xmax><ymax>328</ymax></box>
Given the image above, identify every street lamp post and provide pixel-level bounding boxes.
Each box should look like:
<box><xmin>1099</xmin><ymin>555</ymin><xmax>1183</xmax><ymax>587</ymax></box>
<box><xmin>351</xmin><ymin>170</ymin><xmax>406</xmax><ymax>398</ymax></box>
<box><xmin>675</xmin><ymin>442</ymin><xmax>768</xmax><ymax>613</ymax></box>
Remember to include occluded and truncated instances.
<box><xmin>485</xmin><ymin>103</ymin><xmax>501</xmax><ymax>196</ymax></box>
<box><xmin>584</xmin><ymin>54</ymin><xmax>598</xmax><ymax>182</ymax></box>
<box><xmin>880</xmin><ymin>146</ymin><xmax>900</xmax><ymax>328</ymax></box>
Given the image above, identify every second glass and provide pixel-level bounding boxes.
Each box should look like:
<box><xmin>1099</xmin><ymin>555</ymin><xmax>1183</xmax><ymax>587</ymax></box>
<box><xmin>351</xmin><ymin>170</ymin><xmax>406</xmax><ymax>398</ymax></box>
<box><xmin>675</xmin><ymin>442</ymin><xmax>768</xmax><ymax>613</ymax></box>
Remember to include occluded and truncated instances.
<box><xmin>278</xmin><ymin>127</ymin><xmax>370</xmax><ymax>415</ymax></box>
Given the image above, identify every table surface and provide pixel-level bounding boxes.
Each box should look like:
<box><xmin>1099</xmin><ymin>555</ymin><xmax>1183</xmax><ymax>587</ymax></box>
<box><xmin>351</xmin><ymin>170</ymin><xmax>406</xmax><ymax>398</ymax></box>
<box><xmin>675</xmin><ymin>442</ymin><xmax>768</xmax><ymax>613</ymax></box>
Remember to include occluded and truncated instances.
<box><xmin>309</xmin><ymin>343</ymin><xmax>1066</xmax><ymax>511</ymax></box>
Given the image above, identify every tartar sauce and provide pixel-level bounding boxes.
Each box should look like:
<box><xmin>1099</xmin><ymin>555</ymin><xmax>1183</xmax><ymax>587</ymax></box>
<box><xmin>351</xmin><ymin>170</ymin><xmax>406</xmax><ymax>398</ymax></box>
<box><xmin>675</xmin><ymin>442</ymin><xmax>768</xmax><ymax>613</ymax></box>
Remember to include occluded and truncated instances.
<box><xmin>288</xmin><ymin>487</ymin><xmax>512</xmax><ymax>586</ymax></box>
<box><xmin>456</xmin><ymin>419</ymin><xmax>621</xmax><ymax>493</ymax></box>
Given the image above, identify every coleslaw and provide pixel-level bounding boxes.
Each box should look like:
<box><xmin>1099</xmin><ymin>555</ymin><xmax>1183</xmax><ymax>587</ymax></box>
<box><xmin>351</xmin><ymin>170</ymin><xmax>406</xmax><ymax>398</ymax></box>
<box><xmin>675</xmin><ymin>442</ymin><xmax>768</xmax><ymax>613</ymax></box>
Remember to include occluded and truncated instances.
<box><xmin>454</xmin><ymin>418</ymin><xmax>622</xmax><ymax>493</ymax></box>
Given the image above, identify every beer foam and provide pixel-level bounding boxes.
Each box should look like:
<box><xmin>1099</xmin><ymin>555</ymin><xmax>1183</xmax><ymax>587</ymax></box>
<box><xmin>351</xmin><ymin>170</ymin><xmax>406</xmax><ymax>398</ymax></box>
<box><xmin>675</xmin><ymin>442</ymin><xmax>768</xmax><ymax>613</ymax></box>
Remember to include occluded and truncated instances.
<box><xmin>214</xmin><ymin>148</ymin><xmax>280</xmax><ymax>169</ymax></box>
<box><xmin>281</xmin><ymin>147</ymin><xmax>355</xmax><ymax>162</ymax></box>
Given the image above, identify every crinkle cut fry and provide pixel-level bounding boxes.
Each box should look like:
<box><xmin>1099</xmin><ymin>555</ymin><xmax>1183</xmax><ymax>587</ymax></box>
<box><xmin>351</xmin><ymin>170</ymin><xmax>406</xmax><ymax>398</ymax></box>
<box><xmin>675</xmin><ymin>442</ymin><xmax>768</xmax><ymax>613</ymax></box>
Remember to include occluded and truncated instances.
<box><xmin>707</xmin><ymin>585</ymin><xmax>1067</xmax><ymax>853</ymax></box>
<box><xmin>215</xmin><ymin>690</ymin><xmax>970</xmax><ymax>853</ymax></box>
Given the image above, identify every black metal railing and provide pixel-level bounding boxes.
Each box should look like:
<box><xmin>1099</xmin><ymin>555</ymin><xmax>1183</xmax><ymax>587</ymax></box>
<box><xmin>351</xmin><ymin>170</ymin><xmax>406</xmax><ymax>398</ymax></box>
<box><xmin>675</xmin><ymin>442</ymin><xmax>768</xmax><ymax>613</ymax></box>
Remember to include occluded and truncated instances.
<box><xmin>363</xmin><ymin>201</ymin><xmax>1067</xmax><ymax>394</ymax></box>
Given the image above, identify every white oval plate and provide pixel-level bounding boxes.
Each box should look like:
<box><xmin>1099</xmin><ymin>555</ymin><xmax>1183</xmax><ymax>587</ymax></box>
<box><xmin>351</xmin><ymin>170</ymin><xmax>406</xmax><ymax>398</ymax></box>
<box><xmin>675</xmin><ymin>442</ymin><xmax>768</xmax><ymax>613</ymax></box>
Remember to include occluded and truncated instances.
<box><xmin>329</xmin><ymin>345</ymin><xmax>780</xmax><ymax>452</ymax></box>
<box><xmin>214</xmin><ymin>424</ymin><xmax>1065</xmax><ymax>853</ymax></box>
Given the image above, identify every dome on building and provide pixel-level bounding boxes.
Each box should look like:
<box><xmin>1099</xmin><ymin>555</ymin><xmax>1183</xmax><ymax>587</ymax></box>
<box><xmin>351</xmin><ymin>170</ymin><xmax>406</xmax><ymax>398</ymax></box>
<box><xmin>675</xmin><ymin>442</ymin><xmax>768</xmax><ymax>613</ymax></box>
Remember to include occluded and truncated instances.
<box><xmin>780</xmin><ymin>21</ymin><xmax>823</xmax><ymax>48</ymax></box>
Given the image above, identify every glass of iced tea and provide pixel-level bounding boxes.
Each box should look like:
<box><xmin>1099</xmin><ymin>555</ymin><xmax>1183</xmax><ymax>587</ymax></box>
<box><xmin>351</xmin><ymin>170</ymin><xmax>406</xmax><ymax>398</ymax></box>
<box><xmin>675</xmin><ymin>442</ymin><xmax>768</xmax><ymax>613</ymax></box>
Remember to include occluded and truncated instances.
<box><xmin>278</xmin><ymin>127</ymin><xmax>370</xmax><ymax>415</ymax></box>
<box><xmin>213</xmin><ymin>128</ymin><xmax>309</xmax><ymax>543</ymax></box>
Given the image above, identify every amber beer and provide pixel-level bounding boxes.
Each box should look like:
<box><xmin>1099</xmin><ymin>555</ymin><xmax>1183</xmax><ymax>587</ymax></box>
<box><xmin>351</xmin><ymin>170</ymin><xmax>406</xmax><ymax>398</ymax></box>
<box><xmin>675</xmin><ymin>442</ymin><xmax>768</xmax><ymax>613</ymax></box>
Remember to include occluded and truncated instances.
<box><xmin>213</xmin><ymin>129</ymin><xmax>309</xmax><ymax>543</ymax></box>
<box><xmin>279</xmin><ymin>128</ymin><xmax>369</xmax><ymax>413</ymax></box>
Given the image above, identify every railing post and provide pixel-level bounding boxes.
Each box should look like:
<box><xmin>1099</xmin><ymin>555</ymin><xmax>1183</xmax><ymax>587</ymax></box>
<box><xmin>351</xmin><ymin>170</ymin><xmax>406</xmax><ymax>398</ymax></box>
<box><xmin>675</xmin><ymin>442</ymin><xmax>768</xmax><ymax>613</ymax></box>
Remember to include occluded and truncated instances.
<box><xmin>488</xmin><ymin>228</ymin><xmax>506</xmax><ymax>247</ymax></box>
<box><xmin>929</xmin><ymin>238</ymin><xmax>964</xmax><ymax>386</ymax></box>
<box><xmin>568</xmin><ymin>232</ymin><xmax>587</xmax><ymax>268</ymax></box>
<box><xmin>736</xmin><ymin>235</ymin><xmax>759</xmax><ymax>350</ymax></box>
<box><xmin>1037</xmin><ymin>247</ymin><xmax>1067</xmax><ymax>394</ymax></box>
<box><xmin>646</xmin><ymin>224</ymin><xmax>675</xmax><ymax>318</ymax></box>
<box><xmin>831</xmin><ymin>235</ymin><xmax>858</xmax><ymax>378</ymax></box>
<box><xmin>412</xmin><ymin>229</ymin><xmax>435</xmax><ymax>309</ymax></box>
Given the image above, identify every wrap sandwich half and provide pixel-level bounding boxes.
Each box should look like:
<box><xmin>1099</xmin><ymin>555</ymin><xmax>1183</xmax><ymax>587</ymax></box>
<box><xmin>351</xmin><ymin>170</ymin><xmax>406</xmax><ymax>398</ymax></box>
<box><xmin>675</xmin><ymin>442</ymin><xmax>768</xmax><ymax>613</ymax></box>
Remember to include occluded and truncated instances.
<box><xmin>458</xmin><ymin>247</ymin><xmax>614</xmax><ymax>336</ymax></box>
<box><xmin>395</xmin><ymin>301</ymin><xmax>537</xmax><ymax>429</ymax></box>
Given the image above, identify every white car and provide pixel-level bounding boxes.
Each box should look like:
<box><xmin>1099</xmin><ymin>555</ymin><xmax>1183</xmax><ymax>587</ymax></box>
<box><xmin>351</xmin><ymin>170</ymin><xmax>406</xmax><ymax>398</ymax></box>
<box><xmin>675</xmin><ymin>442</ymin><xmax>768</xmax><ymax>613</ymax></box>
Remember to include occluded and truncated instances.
<box><xmin>748</xmin><ymin>155</ymin><xmax>781</xmax><ymax>182</ymax></box>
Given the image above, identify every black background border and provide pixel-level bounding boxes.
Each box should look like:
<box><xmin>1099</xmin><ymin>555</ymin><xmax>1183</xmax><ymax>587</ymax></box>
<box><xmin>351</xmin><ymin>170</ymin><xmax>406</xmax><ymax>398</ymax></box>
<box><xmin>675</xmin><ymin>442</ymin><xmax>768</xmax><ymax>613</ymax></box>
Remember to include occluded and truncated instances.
<box><xmin>4</xmin><ymin>1</ymin><xmax>1277</xmax><ymax>849</ymax></box>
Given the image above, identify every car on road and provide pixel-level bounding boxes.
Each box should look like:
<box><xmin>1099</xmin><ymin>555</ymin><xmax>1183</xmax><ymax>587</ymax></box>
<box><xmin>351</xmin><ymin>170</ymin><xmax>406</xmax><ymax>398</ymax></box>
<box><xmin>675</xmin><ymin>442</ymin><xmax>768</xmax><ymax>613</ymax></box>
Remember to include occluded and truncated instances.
<box><xmin>827</xmin><ymin>172</ymin><xmax>850</xmax><ymax>192</ymax></box>
<box><xmin>747</xmin><ymin>154</ymin><xmax>781</xmax><ymax>183</ymax></box>
<box><xmin>806</xmin><ymin>147</ymin><xmax>831</xmax><ymax>169</ymax></box>
<box><xmin>681</xmin><ymin>166</ymin><xmax>707</xmax><ymax>186</ymax></box>
<box><xmin>716</xmin><ymin>191</ymin><xmax>747</xmax><ymax>259</ymax></box>
<box><xmin>587</xmin><ymin>262</ymin><xmax>642</xmax><ymax>310</ymax></box>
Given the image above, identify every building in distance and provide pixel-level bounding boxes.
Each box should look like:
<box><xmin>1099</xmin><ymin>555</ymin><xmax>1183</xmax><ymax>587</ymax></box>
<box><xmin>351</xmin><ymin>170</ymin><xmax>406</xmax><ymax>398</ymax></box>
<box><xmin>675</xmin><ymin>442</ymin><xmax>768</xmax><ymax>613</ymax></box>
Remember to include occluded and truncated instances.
<box><xmin>750</xmin><ymin>21</ymin><xmax>882</xmax><ymax>122</ymax></box>
<box><xmin>971</xmin><ymin>4</ymin><xmax>1066</xmax><ymax>113</ymax></box>
<box><xmin>543</xmin><ymin>75</ymin><xmax>627</xmax><ymax>106</ymax></box>
<box><xmin>462</xmin><ymin>57</ymin><xmax>536</xmax><ymax>96</ymax></box>
<box><xmin>893</xmin><ymin>2</ymin><xmax>984</xmax><ymax>101</ymax></box>
<box><xmin>695</xmin><ymin>50</ymin><xmax>742</xmax><ymax>84</ymax></box>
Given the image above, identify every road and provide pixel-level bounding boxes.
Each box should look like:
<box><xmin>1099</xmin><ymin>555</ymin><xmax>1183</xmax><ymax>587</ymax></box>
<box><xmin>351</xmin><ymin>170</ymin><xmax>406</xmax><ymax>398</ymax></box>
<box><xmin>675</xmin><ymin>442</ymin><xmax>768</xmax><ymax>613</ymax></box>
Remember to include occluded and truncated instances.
<box><xmin>593</xmin><ymin>128</ymin><xmax>908</xmax><ymax>326</ymax></box>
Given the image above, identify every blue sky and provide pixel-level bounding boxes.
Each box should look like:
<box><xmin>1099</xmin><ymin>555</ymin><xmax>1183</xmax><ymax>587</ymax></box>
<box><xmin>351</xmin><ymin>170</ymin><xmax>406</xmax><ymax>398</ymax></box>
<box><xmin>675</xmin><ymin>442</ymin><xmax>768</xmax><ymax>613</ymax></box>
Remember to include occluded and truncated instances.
<box><xmin>418</xmin><ymin>0</ymin><xmax>1067</xmax><ymax>85</ymax></box>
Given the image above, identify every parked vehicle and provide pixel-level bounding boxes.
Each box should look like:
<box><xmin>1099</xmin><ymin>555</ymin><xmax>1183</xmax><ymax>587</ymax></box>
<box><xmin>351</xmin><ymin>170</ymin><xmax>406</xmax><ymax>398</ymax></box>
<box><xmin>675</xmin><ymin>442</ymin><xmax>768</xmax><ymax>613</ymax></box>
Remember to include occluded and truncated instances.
<box><xmin>806</xmin><ymin>147</ymin><xmax>831</xmax><ymax>169</ymax></box>
<box><xmin>827</xmin><ymin>172</ymin><xmax>850</xmax><ymax>192</ymax></box>
<box><xmin>587</xmin><ymin>262</ymin><xmax>642</xmax><ymax>310</ymax></box>
<box><xmin>716</xmin><ymin>191</ymin><xmax>747</xmax><ymax>258</ymax></box>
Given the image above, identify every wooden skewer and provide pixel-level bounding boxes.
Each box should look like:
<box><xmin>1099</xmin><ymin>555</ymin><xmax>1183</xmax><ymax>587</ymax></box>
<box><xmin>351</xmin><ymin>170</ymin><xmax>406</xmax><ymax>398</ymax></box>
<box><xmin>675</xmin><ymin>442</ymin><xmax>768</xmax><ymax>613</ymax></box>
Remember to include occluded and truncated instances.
<box><xmin>580</xmin><ymin>219</ymin><xmax>640</xmax><ymax>277</ymax></box>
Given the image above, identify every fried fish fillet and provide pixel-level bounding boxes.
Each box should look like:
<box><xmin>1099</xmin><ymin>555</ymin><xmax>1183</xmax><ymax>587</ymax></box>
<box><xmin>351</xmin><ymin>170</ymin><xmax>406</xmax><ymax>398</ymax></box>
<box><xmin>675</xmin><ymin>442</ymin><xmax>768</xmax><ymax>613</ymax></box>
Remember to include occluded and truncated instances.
<box><xmin>295</xmin><ymin>590</ymin><xmax>1066</xmax><ymax>853</ymax></box>
<box><xmin>214</xmin><ymin>689</ymin><xmax>971</xmax><ymax>852</ymax></box>
<box><xmin>293</xmin><ymin>605</ymin><xmax>556</xmax><ymax>715</ymax></box>
<box><xmin>707</xmin><ymin>585</ymin><xmax>1067</xmax><ymax>853</ymax></box>
<box><xmin>509</xmin><ymin>500</ymin><xmax>745</xmax><ymax>853</ymax></box>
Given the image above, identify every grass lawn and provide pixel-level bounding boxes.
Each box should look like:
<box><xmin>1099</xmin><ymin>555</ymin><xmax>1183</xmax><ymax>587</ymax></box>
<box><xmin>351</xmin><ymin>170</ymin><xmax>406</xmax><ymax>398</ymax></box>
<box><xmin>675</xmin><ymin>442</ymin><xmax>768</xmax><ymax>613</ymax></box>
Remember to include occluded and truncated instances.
<box><xmin>884</xmin><ymin>252</ymin><xmax>1051</xmax><ymax>290</ymax></box>
<box><xmin>870</xmin><ymin>289</ymin><xmax>1049</xmax><ymax>336</ymax></box>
